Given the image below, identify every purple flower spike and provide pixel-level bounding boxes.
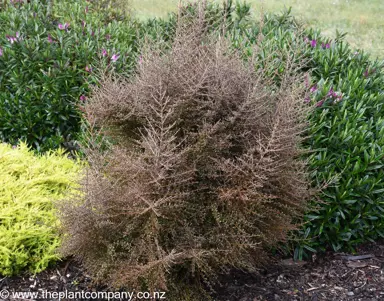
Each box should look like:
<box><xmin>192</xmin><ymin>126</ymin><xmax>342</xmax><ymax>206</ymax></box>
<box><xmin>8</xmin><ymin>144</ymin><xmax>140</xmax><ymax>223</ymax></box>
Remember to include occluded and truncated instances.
<box><xmin>58</xmin><ymin>23</ymin><xmax>70</xmax><ymax>30</ymax></box>
<box><xmin>327</xmin><ymin>88</ymin><xmax>342</xmax><ymax>100</ymax></box>
<box><xmin>363</xmin><ymin>69</ymin><xmax>369</xmax><ymax>77</ymax></box>
<box><xmin>333</xmin><ymin>93</ymin><xmax>343</xmax><ymax>104</ymax></box>
<box><xmin>85</xmin><ymin>65</ymin><xmax>92</xmax><ymax>73</ymax></box>
<box><xmin>111</xmin><ymin>54</ymin><xmax>120</xmax><ymax>62</ymax></box>
<box><xmin>102</xmin><ymin>49</ymin><xmax>108</xmax><ymax>57</ymax></box>
<box><xmin>310</xmin><ymin>40</ymin><xmax>317</xmax><ymax>47</ymax></box>
<box><xmin>321</xmin><ymin>42</ymin><xmax>330</xmax><ymax>49</ymax></box>
<box><xmin>316</xmin><ymin>100</ymin><xmax>325</xmax><ymax>107</ymax></box>
<box><xmin>310</xmin><ymin>84</ymin><xmax>318</xmax><ymax>93</ymax></box>
<box><xmin>80</xmin><ymin>95</ymin><xmax>86</xmax><ymax>101</ymax></box>
<box><xmin>6</xmin><ymin>35</ymin><xmax>16</xmax><ymax>44</ymax></box>
<box><xmin>304</xmin><ymin>36</ymin><xmax>309</xmax><ymax>43</ymax></box>
<box><xmin>47</xmin><ymin>34</ymin><xmax>54</xmax><ymax>43</ymax></box>
<box><xmin>304</xmin><ymin>97</ymin><xmax>311</xmax><ymax>103</ymax></box>
<box><xmin>85</xmin><ymin>6</ymin><xmax>89</xmax><ymax>14</ymax></box>
<box><xmin>0</xmin><ymin>47</ymin><xmax>3</xmax><ymax>57</ymax></box>
<box><xmin>81</xmin><ymin>20</ymin><xmax>86</xmax><ymax>28</ymax></box>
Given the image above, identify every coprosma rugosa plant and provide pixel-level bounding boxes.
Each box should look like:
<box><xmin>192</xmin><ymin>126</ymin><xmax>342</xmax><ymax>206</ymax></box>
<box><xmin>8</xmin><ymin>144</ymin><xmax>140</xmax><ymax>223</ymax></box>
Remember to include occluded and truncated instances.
<box><xmin>57</xmin><ymin>1</ymin><xmax>315</xmax><ymax>298</ymax></box>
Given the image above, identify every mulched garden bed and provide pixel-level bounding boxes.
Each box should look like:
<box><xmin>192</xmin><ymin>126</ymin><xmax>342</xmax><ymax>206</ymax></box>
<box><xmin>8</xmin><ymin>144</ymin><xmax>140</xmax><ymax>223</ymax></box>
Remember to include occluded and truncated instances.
<box><xmin>1</xmin><ymin>240</ymin><xmax>384</xmax><ymax>301</ymax></box>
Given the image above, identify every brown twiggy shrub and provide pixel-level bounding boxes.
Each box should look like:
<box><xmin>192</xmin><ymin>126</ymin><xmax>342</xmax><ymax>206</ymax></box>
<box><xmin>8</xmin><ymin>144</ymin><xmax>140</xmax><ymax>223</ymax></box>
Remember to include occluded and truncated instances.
<box><xmin>58</xmin><ymin>6</ymin><xmax>314</xmax><ymax>297</ymax></box>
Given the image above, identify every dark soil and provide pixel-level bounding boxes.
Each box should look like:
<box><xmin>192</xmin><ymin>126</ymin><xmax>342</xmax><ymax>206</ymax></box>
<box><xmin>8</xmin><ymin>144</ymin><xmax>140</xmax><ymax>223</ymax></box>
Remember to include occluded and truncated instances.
<box><xmin>216</xmin><ymin>240</ymin><xmax>384</xmax><ymax>301</ymax></box>
<box><xmin>1</xmin><ymin>241</ymin><xmax>384</xmax><ymax>301</ymax></box>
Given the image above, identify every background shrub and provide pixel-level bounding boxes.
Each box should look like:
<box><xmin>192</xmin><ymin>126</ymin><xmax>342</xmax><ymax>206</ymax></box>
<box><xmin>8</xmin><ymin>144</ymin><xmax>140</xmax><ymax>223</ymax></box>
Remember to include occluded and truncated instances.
<box><xmin>299</xmin><ymin>31</ymin><xmax>384</xmax><ymax>254</ymax></box>
<box><xmin>0</xmin><ymin>142</ymin><xmax>82</xmax><ymax>276</ymax></box>
<box><xmin>58</xmin><ymin>10</ymin><xmax>313</xmax><ymax>295</ymax></box>
<box><xmin>0</xmin><ymin>0</ymin><xmax>139</xmax><ymax>152</ymax></box>
<box><xmin>222</xmin><ymin>3</ymin><xmax>384</xmax><ymax>255</ymax></box>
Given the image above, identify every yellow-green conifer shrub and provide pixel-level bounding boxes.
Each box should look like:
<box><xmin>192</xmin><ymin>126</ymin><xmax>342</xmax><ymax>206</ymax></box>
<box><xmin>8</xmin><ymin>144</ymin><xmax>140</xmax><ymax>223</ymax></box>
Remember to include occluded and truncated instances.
<box><xmin>0</xmin><ymin>142</ymin><xmax>82</xmax><ymax>276</ymax></box>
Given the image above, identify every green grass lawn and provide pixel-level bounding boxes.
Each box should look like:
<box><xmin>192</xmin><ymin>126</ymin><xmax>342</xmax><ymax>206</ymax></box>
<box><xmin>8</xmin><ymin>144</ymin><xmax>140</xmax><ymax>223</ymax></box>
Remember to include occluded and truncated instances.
<box><xmin>129</xmin><ymin>0</ymin><xmax>383</xmax><ymax>59</ymax></box>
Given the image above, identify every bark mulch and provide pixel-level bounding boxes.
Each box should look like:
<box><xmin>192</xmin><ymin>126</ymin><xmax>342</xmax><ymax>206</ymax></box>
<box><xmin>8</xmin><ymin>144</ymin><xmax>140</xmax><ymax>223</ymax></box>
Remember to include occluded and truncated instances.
<box><xmin>1</xmin><ymin>240</ymin><xmax>384</xmax><ymax>301</ymax></box>
<box><xmin>216</xmin><ymin>240</ymin><xmax>384</xmax><ymax>301</ymax></box>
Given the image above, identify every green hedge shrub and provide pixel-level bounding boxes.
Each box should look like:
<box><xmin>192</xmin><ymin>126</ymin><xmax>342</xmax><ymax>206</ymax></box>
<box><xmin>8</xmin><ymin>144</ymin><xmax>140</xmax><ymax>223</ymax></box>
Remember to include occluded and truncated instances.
<box><xmin>300</xmin><ymin>30</ymin><xmax>384</xmax><ymax>254</ymax></box>
<box><xmin>0</xmin><ymin>0</ymin><xmax>139</xmax><ymax>152</ymax></box>
<box><xmin>0</xmin><ymin>142</ymin><xmax>82</xmax><ymax>276</ymax></box>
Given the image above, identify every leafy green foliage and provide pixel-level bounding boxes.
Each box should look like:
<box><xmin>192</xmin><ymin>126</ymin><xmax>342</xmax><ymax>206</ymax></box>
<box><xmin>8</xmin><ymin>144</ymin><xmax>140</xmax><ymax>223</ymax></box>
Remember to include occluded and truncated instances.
<box><xmin>0</xmin><ymin>0</ymin><xmax>139</xmax><ymax>152</ymax></box>
<box><xmin>0</xmin><ymin>142</ymin><xmax>82</xmax><ymax>276</ymax></box>
<box><xmin>298</xmin><ymin>32</ymin><xmax>384</xmax><ymax>254</ymax></box>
